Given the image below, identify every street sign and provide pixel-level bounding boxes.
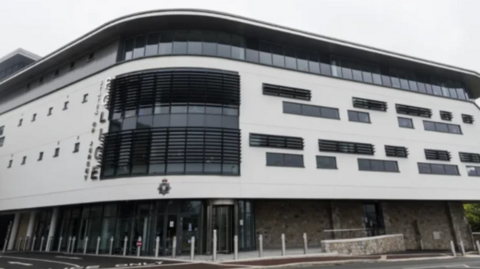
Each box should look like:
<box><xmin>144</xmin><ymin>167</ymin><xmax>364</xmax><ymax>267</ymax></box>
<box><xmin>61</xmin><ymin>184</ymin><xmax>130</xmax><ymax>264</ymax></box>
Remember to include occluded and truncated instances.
<box><xmin>136</xmin><ymin>241</ymin><xmax>142</xmax><ymax>247</ymax></box>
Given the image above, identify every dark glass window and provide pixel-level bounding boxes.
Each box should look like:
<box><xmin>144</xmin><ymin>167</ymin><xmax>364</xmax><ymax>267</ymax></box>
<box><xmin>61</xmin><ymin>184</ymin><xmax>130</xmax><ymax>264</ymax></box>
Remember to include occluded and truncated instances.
<box><xmin>122</xmin><ymin>117</ymin><xmax>137</xmax><ymax>130</ymax></box>
<box><xmin>73</xmin><ymin>142</ymin><xmax>80</xmax><ymax>153</ymax></box>
<box><xmin>32</xmin><ymin>113</ymin><xmax>37</xmax><ymax>122</ymax></box>
<box><xmin>145</xmin><ymin>33</ymin><xmax>159</xmax><ymax>56</ymax></box>
<box><xmin>245</xmin><ymin>38</ymin><xmax>259</xmax><ymax>63</ymax></box>
<box><xmin>358</xmin><ymin>159</ymin><xmax>399</xmax><ymax>172</ymax></box>
<box><xmin>54</xmin><ymin>148</ymin><xmax>60</xmax><ymax>157</ymax></box>
<box><xmin>266</xmin><ymin>152</ymin><xmax>304</xmax><ymax>168</ymax></box>
<box><xmin>124</xmin><ymin>38</ymin><xmax>134</xmax><ymax>60</ymax></box>
<box><xmin>7</xmin><ymin>159</ymin><xmax>12</xmax><ymax>168</ymax></box>
<box><xmin>283</xmin><ymin>102</ymin><xmax>339</xmax><ymax>119</ymax></box>
<box><xmin>0</xmin><ymin>126</ymin><xmax>3</xmax><ymax>136</ymax></box>
<box><xmin>231</xmin><ymin>35</ymin><xmax>245</xmax><ymax>60</ymax></box>
<box><xmin>284</xmin><ymin>47</ymin><xmax>297</xmax><ymax>70</ymax></box>
<box><xmin>132</xmin><ymin>35</ymin><xmax>146</xmax><ymax>58</ymax></box>
<box><xmin>173</xmin><ymin>30</ymin><xmax>188</xmax><ymax>54</ymax></box>
<box><xmin>271</xmin><ymin>44</ymin><xmax>285</xmax><ymax>67</ymax></box>
<box><xmin>21</xmin><ymin>156</ymin><xmax>26</xmax><ymax>165</ymax></box>
<box><xmin>466</xmin><ymin>166</ymin><xmax>480</xmax><ymax>177</ymax></box>
<box><xmin>423</xmin><ymin>120</ymin><xmax>462</xmax><ymax>134</ymax></box>
<box><xmin>0</xmin><ymin>137</ymin><xmax>4</xmax><ymax>147</ymax></box>
<box><xmin>217</xmin><ymin>33</ymin><xmax>232</xmax><ymax>58</ymax></box>
<box><xmin>282</xmin><ymin>102</ymin><xmax>301</xmax><ymax>114</ymax></box>
<box><xmin>18</xmin><ymin>118</ymin><xmax>23</xmax><ymax>126</ymax></box>
<box><xmin>316</xmin><ymin>156</ymin><xmax>337</xmax><ymax>169</ymax></box>
<box><xmin>296</xmin><ymin>50</ymin><xmax>309</xmax><ymax>72</ymax></box>
<box><xmin>38</xmin><ymin>152</ymin><xmax>43</xmax><ymax>161</ymax></box>
<box><xmin>348</xmin><ymin>110</ymin><xmax>370</xmax><ymax>123</ymax></box>
<box><xmin>159</xmin><ymin>31</ymin><xmax>173</xmax><ymax>55</ymax></box>
<box><xmin>63</xmin><ymin>101</ymin><xmax>69</xmax><ymax>110</ymax></box>
<box><xmin>137</xmin><ymin>116</ymin><xmax>153</xmax><ymax>129</ymax></box>
<box><xmin>308</xmin><ymin>52</ymin><xmax>320</xmax><ymax>74</ymax></box>
<box><xmin>187</xmin><ymin>30</ymin><xmax>202</xmax><ymax>55</ymax></box>
<box><xmin>418</xmin><ymin>163</ymin><xmax>459</xmax><ymax>175</ymax></box>
<box><xmin>259</xmin><ymin>42</ymin><xmax>272</xmax><ymax>65</ymax></box>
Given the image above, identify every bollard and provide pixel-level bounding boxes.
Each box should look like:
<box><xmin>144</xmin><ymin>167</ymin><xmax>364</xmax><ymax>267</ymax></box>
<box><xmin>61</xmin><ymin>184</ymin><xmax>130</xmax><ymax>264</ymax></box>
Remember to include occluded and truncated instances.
<box><xmin>109</xmin><ymin>237</ymin><xmax>114</xmax><ymax>255</ymax></box>
<box><xmin>24</xmin><ymin>237</ymin><xmax>30</xmax><ymax>251</ymax></box>
<box><xmin>31</xmin><ymin>236</ymin><xmax>36</xmax><ymax>251</ymax></box>
<box><xmin>58</xmin><ymin>237</ymin><xmax>63</xmax><ymax>252</ymax></box>
<box><xmin>460</xmin><ymin>240</ymin><xmax>466</xmax><ymax>256</ymax></box>
<box><xmin>83</xmin><ymin>236</ymin><xmax>89</xmax><ymax>254</ymax></box>
<box><xmin>71</xmin><ymin>236</ymin><xmax>76</xmax><ymax>253</ymax></box>
<box><xmin>3</xmin><ymin>237</ymin><xmax>7</xmax><ymax>253</ymax></box>
<box><xmin>258</xmin><ymin>234</ymin><xmax>263</xmax><ymax>257</ymax></box>
<box><xmin>172</xmin><ymin>236</ymin><xmax>177</xmax><ymax>258</ymax></box>
<box><xmin>40</xmin><ymin>236</ymin><xmax>45</xmax><ymax>252</ymax></box>
<box><xmin>67</xmin><ymin>237</ymin><xmax>72</xmax><ymax>253</ymax></box>
<box><xmin>123</xmin><ymin>236</ymin><xmax>128</xmax><ymax>256</ymax></box>
<box><xmin>420</xmin><ymin>239</ymin><xmax>424</xmax><ymax>250</ymax></box>
<box><xmin>190</xmin><ymin>237</ymin><xmax>195</xmax><ymax>261</ymax></box>
<box><xmin>477</xmin><ymin>240</ymin><xmax>480</xmax><ymax>255</ymax></box>
<box><xmin>281</xmin><ymin>234</ymin><xmax>286</xmax><ymax>256</ymax></box>
<box><xmin>155</xmin><ymin>237</ymin><xmax>160</xmax><ymax>258</ymax></box>
<box><xmin>47</xmin><ymin>237</ymin><xmax>53</xmax><ymax>252</ymax></box>
<box><xmin>234</xmin><ymin>235</ymin><xmax>238</xmax><ymax>260</ymax></box>
<box><xmin>136</xmin><ymin>236</ymin><xmax>142</xmax><ymax>257</ymax></box>
<box><xmin>450</xmin><ymin>240</ymin><xmax>457</xmax><ymax>257</ymax></box>
<box><xmin>17</xmin><ymin>237</ymin><xmax>22</xmax><ymax>251</ymax></box>
<box><xmin>303</xmin><ymin>233</ymin><xmax>308</xmax><ymax>255</ymax></box>
<box><xmin>212</xmin><ymin>230</ymin><xmax>218</xmax><ymax>260</ymax></box>
<box><xmin>96</xmin><ymin>237</ymin><xmax>101</xmax><ymax>255</ymax></box>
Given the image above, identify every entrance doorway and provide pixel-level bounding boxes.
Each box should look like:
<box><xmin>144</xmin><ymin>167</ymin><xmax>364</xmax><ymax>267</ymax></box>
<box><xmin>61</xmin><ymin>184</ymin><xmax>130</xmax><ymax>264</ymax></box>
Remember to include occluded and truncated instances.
<box><xmin>212</xmin><ymin>205</ymin><xmax>234</xmax><ymax>253</ymax></box>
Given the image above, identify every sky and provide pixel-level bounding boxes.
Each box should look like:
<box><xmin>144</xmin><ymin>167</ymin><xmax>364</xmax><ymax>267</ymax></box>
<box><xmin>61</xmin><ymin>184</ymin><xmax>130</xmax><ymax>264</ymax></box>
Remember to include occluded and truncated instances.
<box><xmin>1</xmin><ymin>0</ymin><xmax>479</xmax><ymax>102</ymax></box>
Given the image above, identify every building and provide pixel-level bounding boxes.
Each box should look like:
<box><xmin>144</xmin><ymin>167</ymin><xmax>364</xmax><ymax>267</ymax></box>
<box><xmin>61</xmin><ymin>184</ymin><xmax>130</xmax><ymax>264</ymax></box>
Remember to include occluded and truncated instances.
<box><xmin>0</xmin><ymin>9</ymin><xmax>479</xmax><ymax>255</ymax></box>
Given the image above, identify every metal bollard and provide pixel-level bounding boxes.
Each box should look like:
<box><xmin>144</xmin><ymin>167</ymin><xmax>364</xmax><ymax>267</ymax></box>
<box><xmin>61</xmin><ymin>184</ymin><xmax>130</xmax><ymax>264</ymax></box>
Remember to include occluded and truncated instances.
<box><xmin>477</xmin><ymin>241</ymin><xmax>480</xmax><ymax>255</ymax></box>
<box><xmin>450</xmin><ymin>240</ymin><xmax>457</xmax><ymax>257</ymax></box>
<box><xmin>83</xmin><ymin>236</ymin><xmax>89</xmax><ymax>254</ymax></box>
<box><xmin>17</xmin><ymin>237</ymin><xmax>22</xmax><ymax>251</ymax></box>
<box><xmin>123</xmin><ymin>236</ymin><xmax>128</xmax><ymax>256</ymax></box>
<box><xmin>281</xmin><ymin>234</ymin><xmax>286</xmax><ymax>256</ymax></box>
<box><xmin>31</xmin><ymin>236</ymin><xmax>36</xmax><ymax>251</ymax></box>
<box><xmin>460</xmin><ymin>240</ymin><xmax>466</xmax><ymax>256</ymax></box>
<box><xmin>190</xmin><ymin>237</ymin><xmax>195</xmax><ymax>260</ymax></box>
<box><xmin>96</xmin><ymin>237</ymin><xmax>101</xmax><ymax>255</ymax></box>
<box><xmin>234</xmin><ymin>235</ymin><xmax>238</xmax><ymax>260</ymax></box>
<box><xmin>40</xmin><ymin>236</ymin><xmax>45</xmax><ymax>252</ymax></box>
<box><xmin>258</xmin><ymin>234</ymin><xmax>263</xmax><ymax>257</ymax></box>
<box><xmin>155</xmin><ymin>236</ymin><xmax>160</xmax><ymax>258</ymax></box>
<box><xmin>212</xmin><ymin>230</ymin><xmax>217</xmax><ymax>261</ymax></box>
<box><xmin>136</xmin><ymin>237</ymin><xmax>141</xmax><ymax>257</ymax></box>
<box><xmin>71</xmin><ymin>236</ymin><xmax>76</xmax><ymax>253</ymax></box>
<box><xmin>24</xmin><ymin>237</ymin><xmax>30</xmax><ymax>251</ymax></box>
<box><xmin>109</xmin><ymin>237</ymin><xmax>114</xmax><ymax>255</ymax></box>
<box><xmin>303</xmin><ymin>233</ymin><xmax>308</xmax><ymax>255</ymax></box>
<box><xmin>47</xmin><ymin>237</ymin><xmax>53</xmax><ymax>252</ymax></box>
<box><xmin>172</xmin><ymin>236</ymin><xmax>177</xmax><ymax>258</ymax></box>
<box><xmin>58</xmin><ymin>237</ymin><xmax>63</xmax><ymax>252</ymax></box>
<box><xmin>67</xmin><ymin>237</ymin><xmax>72</xmax><ymax>253</ymax></box>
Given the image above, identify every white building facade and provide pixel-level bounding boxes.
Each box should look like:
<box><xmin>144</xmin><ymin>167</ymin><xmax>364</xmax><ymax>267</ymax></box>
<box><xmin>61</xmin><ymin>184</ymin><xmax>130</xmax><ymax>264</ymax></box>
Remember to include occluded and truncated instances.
<box><xmin>0</xmin><ymin>9</ymin><xmax>479</xmax><ymax>254</ymax></box>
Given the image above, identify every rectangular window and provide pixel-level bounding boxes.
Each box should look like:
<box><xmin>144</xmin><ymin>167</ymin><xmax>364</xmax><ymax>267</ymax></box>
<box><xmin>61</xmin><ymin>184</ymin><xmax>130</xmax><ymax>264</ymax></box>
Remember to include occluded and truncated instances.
<box><xmin>48</xmin><ymin>107</ymin><xmax>53</xmax><ymax>116</ymax></box>
<box><xmin>18</xmin><ymin>119</ymin><xmax>23</xmax><ymax>127</ymax></box>
<box><xmin>250</xmin><ymin>133</ymin><xmax>304</xmax><ymax>150</ymax></box>
<box><xmin>266</xmin><ymin>152</ymin><xmax>304</xmax><ymax>168</ymax></box>
<box><xmin>283</xmin><ymin>102</ymin><xmax>339</xmax><ymax>120</ymax></box>
<box><xmin>466</xmin><ymin>166</ymin><xmax>480</xmax><ymax>177</ymax></box>
<box><xmin>7</xmin><ymin>160</ymin><xmax>12</xmax><ymax>168</ymax></box>
<box><xmin>263</xmin><ymin>84</ymin><xmax>311</xmax><ymax>101</ymax></box>
<box><xmin>358</xmin><ymin>159</ymin><xmax>399</xmax><ymax>172</ymax></box>
<box><xmin>69</xmin><ymin>61</ymin><xmax>75</xmax><ymax>70</ymax></box>
<box><xmin>38</xmin><ymin>152</ymin><xmax>43</xmax><ymax>161</ymax></box>
<box><xmin>440</xmin><ymin>111</ymin><xmax>453</xmax><ymax>121</ymax></box>
<box><xmin>348</xmin><ymin>110</ymin><xmax>370</xmax><ymax>123</ymax></box>
<box><xmin>73</xmin><ymin>142</ymin><xmax>80</xmax><ymax>153</ymax></box>
<box><xmin>0</xmin><ymin>137</ymin><xmax>4</xmax><ymax>147</ymax></box>
<box><xmin>54</xmin><ymin>148</ymin><xmax>60</xmax><ymax>157</ymax></box>
<box><xmin>398</xmin><ymin>117</ymin><xmax>414</xmax><ymax>129</ymax></box>
<box><xmin>32</xmin><ymin>113</ymin><xmax>37</xmax><ymax>122</ymax></box>
<box><xmin>425</xmin><ymin>149</ymin><xmax>451</xmax><ymax>161</ymax></box>
<box><xmin>21</xmin><ymin>156</ymin><xmax>26</xmax><ymax>165</ymax></box>
<box><xmin>462</xmin><ymin>114</ymin><xmax>474</xmax><ymax>124</ymax></box>
<box><xmin>316</xmin><ymin>156</ymin><xmax>337</xmax><ymax>169</ymax></box>
<box><xmin>385</xmin><ymin>145</ymin><xmax>408</xmax><ymax>158</ymax></box>
<box><xmin>459</xmin><ymin>152</ymin><xmax>480</xmax><ymax>163</ymax></box>
<box><xmin>0</xmin><ymin>126</ymin><xmax>3</xmax><ymax>136</ymax></box>
<box><xmin>423</xmin><ymin>120</ymin><xmax>462</xmax><ymax>134</ymax></box>
<box><xmin>87</xmin><ymin>52</ymin><xmax>95</xmax><ymax>62</ymax></box>
<box><xmin>63</xmin><ymin>101</ymin><xmax>69</xmax><ymax>110</ymax></box>
<box><xmin>319</xmin><ymin>139</ymin><xmax>375</xmax><ymax>155</ymax></box>
<box><xmin>352</xmin><ymin>97</ymin><xmax>387</xmax><ymax>111</ymax></box>
<box><xmin>82</xmin><ymin>94</ymin><xmax>88</xmax><ymax>103</ymax></box>
<box><xmin>396</xmin><ymin>104</ymin><xmax>432</xmax><ymax>118</ymax></box>
<box><xmin>418</xmin><ymin>163</ymin><xmax>459</xmax><ymax>175</ymax></box>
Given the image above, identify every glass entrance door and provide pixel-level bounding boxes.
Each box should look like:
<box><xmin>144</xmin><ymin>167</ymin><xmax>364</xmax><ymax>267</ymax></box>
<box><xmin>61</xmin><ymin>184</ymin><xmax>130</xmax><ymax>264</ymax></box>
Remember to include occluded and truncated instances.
<box><xmin>212</xmin><ymin>205</ymin><xmax>233</xmax><ymax>253</ymax></box>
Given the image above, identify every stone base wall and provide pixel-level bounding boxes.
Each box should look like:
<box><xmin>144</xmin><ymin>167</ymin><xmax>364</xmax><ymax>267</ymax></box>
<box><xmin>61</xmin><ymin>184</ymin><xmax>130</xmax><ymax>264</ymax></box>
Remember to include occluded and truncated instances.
<box><xmin>321</xmin><ymin>234</ymin><xmax>405</xmax><ymax>255</ymax></box>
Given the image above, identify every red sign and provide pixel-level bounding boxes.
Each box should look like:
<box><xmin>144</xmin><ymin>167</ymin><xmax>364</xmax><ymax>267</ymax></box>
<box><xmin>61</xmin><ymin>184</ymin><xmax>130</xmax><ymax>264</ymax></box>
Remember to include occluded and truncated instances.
<box><xmin>136</xmin><ymin>241</ymin><xmax>142</xmax><ymax>247</ymax></box>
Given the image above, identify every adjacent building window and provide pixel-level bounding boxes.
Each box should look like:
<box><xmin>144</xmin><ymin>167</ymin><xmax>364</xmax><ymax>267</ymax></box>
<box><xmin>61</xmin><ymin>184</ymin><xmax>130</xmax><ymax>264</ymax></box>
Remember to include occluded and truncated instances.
<box><xmin>69</xmin><ymin>61</ymin><xmax>76</xmax><ymax>70</ymax></box>
<box><xmin>63</xmin><ymin>101</ymin><xmax>69</xmax><ymax>110</ymax></box>
<box><xmin>7</xmin><ymin>160</ymin><xmax>12</xmax><ymax>168</ymax></box>
<box><xmin>462</xmin><ymin>114</ymin><xmax>474</xmax><ymax>124</ymax></box>
<box><xmin>87</xmin><ymin>52</ymin><xmax>95</xmax><ymax>61</ymax></box>
<box><xmin>38</xmin><ymin>152</ymin><xmax>43</xmax><ymax>161</ymax></box>
<box><xmin>425</xmin><ymin>149</ymin><xmax>451</xmax><ymax>161</ymax></box>
<box><xmin>54</xmin><ymin>69</ymin><xmax>60</xmax><ymax>77</ymax></box>
<box><xmin>358</xmin><ymin>159</ymin><xmax>399</xmax><ymax>172</ymax></box>
<box><xmin>466</xmin><ymin>166</ymin><xmax>480</xmax><ymax>177</ymax></box>
<box><xmin>82</xmin><ymin>94</ymin><xmax>88</xmax><ymax>103</ymax></box>
<box><xmin>418</xmin><ymin>163</ymin><xmax>459</xmax><ymax>175</ymax></box>
<box><xmin>440</xmin><ymin>111</ymin><xmax>452</xmax><ymax>121</ymax></box>
<box><xmin>250</xmin><ymin>133</ymin><xmax>303</xmax><ymax>150</ymax></box>
<box><xmin>385</xmin><ymin>145</ymin><xmax>408</xmax><ymax>158</ymax></box>
<box><xmin>73</xmin><ymin>142</ymin><xmax>80</xmax><ymax>153</ymax></box>
<box><xmin>283</xmin><ymin>102</ymin><xmax>340</xmax><ymax>120</ymax></box>
<box><xmin>398</xmin><ymin>117</ymin><xmax>414</xmax><ymax>129</ymax></box>
<box><xmin>459</xmin><ymin>152</ymin><xmax>480</xmax><ymax>163</ymax></box>
<box><xmin>38</xmin><ymin>77</ymin><xmax>44</xmax><ymax>85</ymax></box>
<box><xmin>348</xmin><ymin>110</ymin><xmax>370</xmax><ymax>123</ymax></box>
<box><xmin>263</xmin><ymin>83</ymin><xmax>311</xmax><ymax>101</ymax></box>
<box><xmin>316</xmin><ymin>156</ymin><xmax>337</xmax><ymax>169</ymax></box>
<box><xmin>266</xmin><ymin>152</ymin><xmax>304</xmax><ymax>168</ymax></box>
<box><xmin>54</xmin><ymin>148</ymin><xmax>60</xmax><ymax>157</ymax></box>
<box><xmin>48</xmin><ymin>107</ymin><xmax>53</xmax><ymax>116</ymax></box>
<box><xmin>0</xmin><ymin>137</ymin><xmax>4</xmax><ymax>147</ymax></box>
<box><xmin>423</xmin><ymin>120</ymin><xmax>462</xmax><ymax>134</ymax></box>
<box><xmin>352</xmin><ymin>97</ymin><xmax>387</xmax><ymax>111</ymax></box>
<box><xmin>396</xmin><ymin>104</ymin><xmax>432</xmax><ymax>118</ymax></box>
<box><xmin>32</xmin><ymin>113</ymin><xmax>37</xmax><ymax>122</ymax></box>
<box><xmin>18</xmin><ymin>119</ymin><xmax>23</xmax><ymax>127</ymax></box>
<box><xmin>319</xmin><ymin>139</ymin><xmax>375</xmax><ymax>155</ymax></box>
<box><xmin>21</xmin><ymin>156</ymin><xmax>27</xmax><ymax>165</ymax></box>
<box><xmin>0</xmin><ymin>126</ymin><xmax>4</xmax><ymax>136</ymax></box>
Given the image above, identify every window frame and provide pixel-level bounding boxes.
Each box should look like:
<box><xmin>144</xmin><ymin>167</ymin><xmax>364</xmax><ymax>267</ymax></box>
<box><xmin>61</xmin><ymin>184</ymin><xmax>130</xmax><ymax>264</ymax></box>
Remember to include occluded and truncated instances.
<box><xmin>316</xmin><ymin>155</ymin><xmax>337</xmax><ymax>169</ymax></box>
<box><xmin>417</xmin><ymin>162</ymin><xmax>460</xmax><ymax>175</ymax></box>
<box><xmin>423</xmin><ymin>120</ymin><xmax>462</xmax><ymax>135</ymax></box>
<box><xmin>398</xmin><ymin>117</ymin><xmax>414</xmax><ymax>129</ymax></box>
<box><xmin>54</xmin><ymin>148</ymin><xmax>60</xmax><ymax>157</ymax></box>
<box><xmin>348</xmin><ymin>110</ymin><xmax>371</xmax><ymax>123</ymax></box>
<box><xmin>283</xmin><ymin>101</ymin><xmax>340</xmax><ymax>120</ymax></box>
<box><xmin>73</xmin><ymin>142</ymin><xmax>80</xmax><ymax>153</ymax></box>
<box><xmin>357</xmin><ymin>158</ymin><xmax>399</xmax><ymax>172</ymax></box>
<box><xmin>466</xmin><ymin>166</ymin><xmax>480</xmax><ymax>177</ymax></box>
<box><xmin>266</xmin><ymin>152</ymin><xmax>304</xmax><ymax>168</ymax></box>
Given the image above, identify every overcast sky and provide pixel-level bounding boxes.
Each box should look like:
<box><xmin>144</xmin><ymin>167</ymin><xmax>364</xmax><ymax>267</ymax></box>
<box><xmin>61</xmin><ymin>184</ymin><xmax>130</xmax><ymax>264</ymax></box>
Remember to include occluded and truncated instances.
<box><xmin>2</xmin><ymin>0</ymin><xmax>480</xmax><ymax>104</ymax></box>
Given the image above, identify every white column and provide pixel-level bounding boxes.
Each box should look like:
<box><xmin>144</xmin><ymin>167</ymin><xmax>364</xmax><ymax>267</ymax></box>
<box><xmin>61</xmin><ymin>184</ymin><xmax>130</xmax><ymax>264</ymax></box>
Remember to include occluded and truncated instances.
<box><xmin>7</xmin><ymin>213</ymin><xmax>21</xmax><ymax>250</ymax></box>
<box><xmin>46</xmin><ymin>208</ymin><xmax>59</xmax><ymax>251</ymax></box>
<box><xmin>26</xmin><ymin>211</ymin><xmax>37</xmax><ymax>238</ymax></box>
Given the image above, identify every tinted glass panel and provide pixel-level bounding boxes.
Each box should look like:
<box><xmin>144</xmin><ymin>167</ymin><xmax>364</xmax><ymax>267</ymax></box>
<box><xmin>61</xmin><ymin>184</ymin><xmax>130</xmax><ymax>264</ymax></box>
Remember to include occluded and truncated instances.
<box><xmin>203</xmin><ymin>31</ymin><xmax>217</xmax><ymax>56</ymax></box>
<box><xmin>217</xmin><ymin>33</ymin><xmax>231</xmax><ymax>58</ymax></box>
<box><xmin>145</xmin><ymin>33</ymin><xmax>159</xmax><ymax>56</ymax></box>
<box><xmin>283</xmin><ymin>102</ymin><xmax>301</xmax><ymax>114</ymax></box>
<box><xmin>302</xmin><ymin>105</ymin><xmax>320</xmax><ymax>117</ymax></box>
<box><xmin>173</xmin><ymin>30</ymin><xmax>188</xmax><ymax>54</ymax></box>
<box><xmin>284</xmin><ymin>154</ymin><xmax>304</xmax><ymax>167</ymax></box>
<box><xmin>259</xmin><ymin>42</ymin><xmax>272</xmax><ymax>65</ymax></box>
<box><xmin>321</xmin><ymin>107</ymin><xmax>339</xmax><ymax>119</ymax></box>
<box><xmin>133</xmin><ymin>35</ymin><xmax>146</xmax><ymax>58</ymax></box>
<box><xmin>316</xmin><ymin>156</ymin><xmax>337</xmax><ymax>169</ymax></box>
<box><xmin>271</xmin><ymin>44</ymin><xmax>285</xmax><ymax>67</ymax></box>
<box><xmin>187</xmin><ymin>30</ymin><xmax>203</xmax><ymax>55</ymax></box>
<box><xmin>159</xmin><ymin>31</ymin><xmax>173</xmax><ymax>55</ymax></box>
<box><xmin>266</xmin><ymin>153</ymin><xmax>283</xmax><ymax>166</ymax></box>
